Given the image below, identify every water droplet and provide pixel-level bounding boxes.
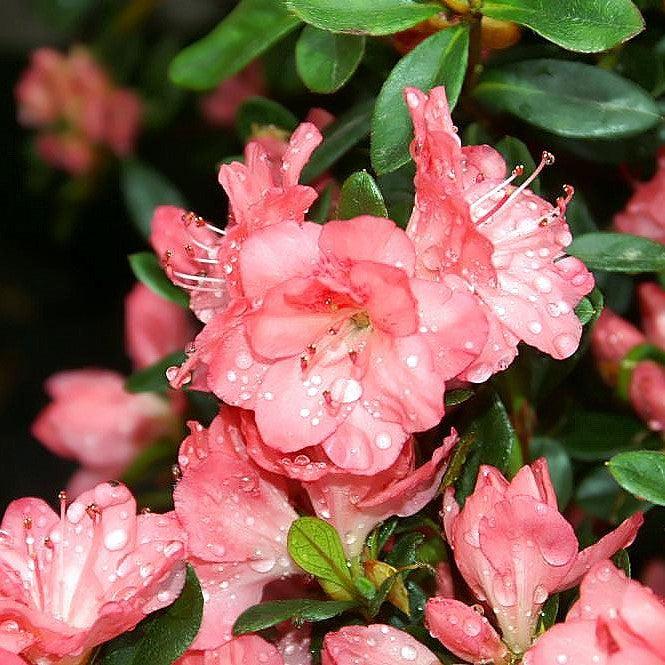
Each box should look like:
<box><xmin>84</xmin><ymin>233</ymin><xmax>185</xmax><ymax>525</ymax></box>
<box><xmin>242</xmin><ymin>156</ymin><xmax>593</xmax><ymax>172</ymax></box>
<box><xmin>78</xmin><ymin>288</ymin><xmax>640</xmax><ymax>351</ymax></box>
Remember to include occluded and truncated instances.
<box><xmin>533</xmin><ymin>585</ymin><xmax>548</xmax><ymax>604</ymax></box>
<box><xmin>463</xmin><ymin>618</ymin><xmax>481</xmax><ymax>637</ymax></box>
<box><xmin>375</xmin><ymin>433</ymin><xmax>392</xmax><ymax>450</ymax></box>
<box><xmin>104</xmin><ymin>529</ymin><xmax>128</xmax><ymax>551</ymax></box>
<box><xmin>405</xmin><ymin>355</ymin><xmax>419</xmax><ymax>369</ymax></box>
<box><xmin>528</xmin><ymin>321</ymin><xmax>543</xmax><ymax>334</ymax></box>
<box><xmin>553</xmin><ymin>333</ymin><xmax>577</xmax><ymax>357</ymax></box>
<box><xmin>250</xmin><ymin>559</ymin><xmax>276</xmax><ymax>573</ymax></box>
<box><xmin>400</xmin><ymin>645</ymin><xmax>417</xmax><ymax>661</ymax></box>
<box><xmin>330</xmin><ymin>377</ymin><xmax>362</xmax><ymax>403</ymax></box>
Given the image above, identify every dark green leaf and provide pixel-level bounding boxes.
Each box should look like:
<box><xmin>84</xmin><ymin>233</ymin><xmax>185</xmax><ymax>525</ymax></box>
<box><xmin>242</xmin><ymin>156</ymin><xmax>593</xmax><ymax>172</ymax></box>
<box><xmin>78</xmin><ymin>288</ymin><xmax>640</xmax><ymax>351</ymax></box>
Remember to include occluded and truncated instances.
<box><xmin>613</xmin><ymin>549</ymin><xmax>632</xmax><ymax>577</ymax></box>
<box><xmin>169</xmin><ymin>0</ymin><xmax>301</xmax><ymax>90</ymax></box>
<box><xmin>530</xmin><ymin>437</ymin><xmax>573</xmax><ymax>508</ymax></box>
<box><xmin>122</xmin><ymin>439</ymin><xmax>177</xmax><ymax>488</ymax></box>
<box><xmin>371</xmin><ymin>25</ymin><xmax>470</xmax><ymax>174</ymax></box>
<box><xmin>285</xmin><ymin>0</ymin><xmax>441</xmax><ymax>35</ymax></box>
<box><xmin>495</xmin><ymin>136</ymin><xmax>540</xmax><ymax>194</ymax></box>
<box><xmin>377</xmin><ymin>162</ymin><xmax>415</xmax><ymax>228</ymax></box>
<box><xmin>538</xmin><ymin>594</ymin><xmax>559</xmax><ymax>632</ymax></box>
<box><xmin>482</xmin><ymin>0</ymin><xmax>644</xmax><ymax>53</ymax></box>
<box><xmin>301</xmin><ymin>98</ymin><xmax>374</xmax><ymax>183</ymax></box>
<box><xmin>125</xmin><ymin>351</ymin><xmax>187</xmax><ymax>394</ymax></box>
<box><xmin>609</xmin><ymin>450</ymin><xmax>665</xmax><ymax>506</ymax></box>
<box><xmin>128</xmin><ymin>253</ymin><xmax>189</xmax><ymax>308</ymax></box>
<box><xmin>385</xmin><ymin>532</ymin><xmax>425</xmax><ymax>568</ymax></box>
<box><xmin>296</xmin><ymin>27</ymin><xmax>365</xmax><ymax>93</ymax></box>
<box><xmin>567</xmin><ymin>232</ymin><xmax>665</xmax><ymax>272</ymax></box>
<box><xmin>310</xmin><ymin>184</ymin><xmax>335</xmax><ymax>224</ymax></box>
<box><xmin>575</xmin><ymin>288</ymin><xmax>604</xmax><ymax>326</ymax></box>
<box><xmin>475</xmin><ymin>59</ymin><xmax>660</xmax><ymax>139</ymax></box>
<box><xmin>339</xmin><ymin>171</ymin><xmax>388</xmax><ymax>219</ymax></box>
<box><xmin>233</xmin><ymin>599</ymin><xmax>356</xmax><ymax>635</ymax></box>
<box><xmin>236</xmin><ymin>97</ymin><xmax>298</xmax><ymax>142</ymax></box>
<box><xmin>444</xmin><ymin>389</ymin><xmax>475</xmax><ymax>407</ymax></box>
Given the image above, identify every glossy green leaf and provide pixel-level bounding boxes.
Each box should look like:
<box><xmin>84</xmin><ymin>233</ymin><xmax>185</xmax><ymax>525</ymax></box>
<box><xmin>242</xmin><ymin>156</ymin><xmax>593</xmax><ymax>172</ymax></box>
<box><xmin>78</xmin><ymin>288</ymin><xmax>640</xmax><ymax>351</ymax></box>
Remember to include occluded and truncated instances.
<box><xmin>444</xmin><ymin>389</ymin><xmax>475</xmax><ymax>407</ymax></box>
<box><xmin>169</xmin><ymin>0</ymin><xmax>301</xmax><ymax>90</ymax></box>
<box><xmin>301</xmin><ymin>98</ymin><xmax>374</xmax><ymax>183</ymax></box>
<box><xmin>609</xmin><ymin>451</ymin><xmax>665</xmax><ymax>506</ymax></box>
<box><xmin>285</xmin><ymin>0</ymin><xmax>441</xmax><ymax>35</ymax></box>
<box><xmin>310</xmin><ymin>183</ymin><xmax>335</xmax><ymax>224</ymax></box>
<box><xmin>128</xmin><ymin>253</ymin><xmax>189</xmax><ymax>308</ymax></box>
<box><xmin>233</xmin><ymin>599</ymin><xmax>356</xmax><ymax>635</ymax></box>
<box><xmin>495</xmin><ymin>136</ymin><xmax>540</xmax><ymax>194</ymax></box>
<box><xmin>296</xmin><ymin>26</ymin><xmax>365</xmax><ymax>93</ymax></box>
<box><xmin>567</xmin><ymin>232</ymin><xmax>665</xmax><ymax>272</ymax></box>
<box><xmin>482</xmin><ymin>0</ymin><xmax>644</xmax><ymax>53</ymax></box>
<box><xmin>125</xmin><ymin>351</ymin><xmax>187</xmax><ymax>394</ymax></box>
<box><xmin>338</xmin><ymin>171</ymin><xmax>388</xmax><ymax>219</ymax></box>
<box><xmin>475</xmin><ymin>59</ymin><xmax>660</xmax><ymax>139</ymax></box>
<box><xmin>530</xmin><ymin>437</ymin><xmax>573</xmax><ymax>508</ymax></box>
<box><xmin>371</xmin><ymin>25</ymin><xmax>470</xmax><ymax>174</ymax></box>
<box><xmin>384</xmin><ymin>532</ymin><xmax>425</xmax><ymax>568</ymax></box>
<box><xmin>121</xmin><ymin>160</ymin><xmax>186</xmax><ymax>240</ymax></box>
<box><xmin>575</xmin><ymin>288</ymin><xmax>605</xmax><ymax>326</ymax></box>
<box><xmin>236</xmin><ymin>97</ymin><xmax>298</xmax><ymax>141</ymax></box>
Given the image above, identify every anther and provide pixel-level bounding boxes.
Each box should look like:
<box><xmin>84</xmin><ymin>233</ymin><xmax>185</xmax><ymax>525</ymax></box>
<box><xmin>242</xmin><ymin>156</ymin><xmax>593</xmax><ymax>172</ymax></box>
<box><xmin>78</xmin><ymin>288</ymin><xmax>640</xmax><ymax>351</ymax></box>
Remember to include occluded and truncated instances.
<box><xmin>172</xmin><ymin>465</ymin><xmax>183</xmax><ymax>482</ymax></box>
<box><xmin>86</xmin><ymin>504</ymin><xmax>101</xmax><ymax>521</ymax></box>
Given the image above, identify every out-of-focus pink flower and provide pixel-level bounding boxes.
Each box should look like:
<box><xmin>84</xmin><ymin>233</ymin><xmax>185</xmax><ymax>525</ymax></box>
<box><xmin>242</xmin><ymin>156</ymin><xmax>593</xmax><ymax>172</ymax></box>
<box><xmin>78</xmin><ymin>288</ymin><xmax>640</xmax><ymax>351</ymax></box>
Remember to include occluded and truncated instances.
<box><xmin>442</xmin><ymin>460</ymin><xmax>643</xmax><ymax>653</ymax></box>
<box><xmin>435</xmin><ymin>561</ymin><xmax>455</xmax><ymax>598</ymax></box>
<box><xmin>173</xmin><ymin>411</ymin><xmax>299</xmax><ymax>651</ymax></box>
<box><xmin>643</xmin><ymin>559</ymin><xmax>665</xmax><ymax>598</ymax></box>
<box><xmin>277</xmin><ymin>628</ymin><xmax>311</xmax><ymax>665</ymax></box>
<box><xmin>629</xmin><ymin>361</ymin><xmax>665</xmax><ymax>431</ymax></box>
<box><xmin>32</xmin><ymin>369</ymin><xmax>179</xmax><ymax>493</ymax></box>
<box><xmin>172</xmin><ymin>216</ymin><xmax>485</xmax><ymax>475</ymax></box>
<box><xmin>591</xmin><ymin>309</ymin><xmax>645</xmax><ymax>373</ymax></box>
<box><xmin>615</xmin><ymin>152</ymin><xmax>665</xmax><ymax>244</ymax></box>
<box><xmin>125</xmin><ymin>283</ymin><xmax>195</xmax><ymax>370</ymax></box>
<box><xmin>15</xmin><ymin>47</ymin><xmax>142</xmax><ymax>174</ymax></box>
<box><xmin>200</xmin><ymin>63</ymin><xmax>266</xmax><ymax>127</ymax></box>
<box><xmin>425</xmin><ymin>597</ymin><xmax>509</xmax><ymax>664</ymax></box>
<box><xmin>177</xmin><ymin>635</ymin><xmax>284</xmax><ymax>665</ymax></box>
<box><xmin>322</xmin><ymin>624</ymin><xmax>440</xmax><ymax>664</ymax></box>
<box><xmin>405</xmin><ymin>86</ymin><xmax>593</xmax><ymax>382</ymax></box>
<box><xmin>0</xmin><ymin>482</ymin><xmax>186</xmax><ymax>662</ymax></box>
<box><xmin>524</xmin><ymin>560</ymin><xmax>665</xmax><ymax>665</ymax></box>
<box><xmin>639</xmin><ymin>282</ymin><xmax>665</xmax><ymax>349</ymax></box>
<box><xmin>303</xmin><ymin>430</ymin><xmax>458</xmax><ymax>556</ymax></box>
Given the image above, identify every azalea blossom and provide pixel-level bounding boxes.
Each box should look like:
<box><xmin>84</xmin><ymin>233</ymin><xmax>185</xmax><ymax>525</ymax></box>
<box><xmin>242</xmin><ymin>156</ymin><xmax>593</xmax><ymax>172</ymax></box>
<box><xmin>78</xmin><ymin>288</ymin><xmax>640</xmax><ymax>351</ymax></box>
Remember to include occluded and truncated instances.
<box><xmin>442</xmin><ymin>459</ymin><xmax>643</xmax><ymax>653</ymax></box>
<box><xmin>322</xmin><ymin>624</ymin><xmax>440</xmax><ymax>664</ymax></box>
<box><xmin>0</xmin><ymin>482</ymin><xmax>186</xmax><ymax>663</ymax></box>
<box><xmin>176</xmin><ymin>635</ymin><xmax>284</xmax><ymax>665</ymax></box>
<box><xmin>404</xmin><ymin>86</ymin><xmax>594</xmax><ymax>382</ymax></box>
<box><xmin>524</xmin><ymin>560</ymin><xmax>665</xmax><ymax>664</ymax></box>
<box><xmin>171</xmin><ymin>215</ymin><xmax>486</xmax><ymax>474</ymax></box>
<box><xmin>172</xmin><ymin>410</ymin><xmax>300</xmax><ymax>651</ymax></box>
<box><xmin>32</xmin><ymin>369</ymin><xmax>180</xmax><ymax>494</ymax></box>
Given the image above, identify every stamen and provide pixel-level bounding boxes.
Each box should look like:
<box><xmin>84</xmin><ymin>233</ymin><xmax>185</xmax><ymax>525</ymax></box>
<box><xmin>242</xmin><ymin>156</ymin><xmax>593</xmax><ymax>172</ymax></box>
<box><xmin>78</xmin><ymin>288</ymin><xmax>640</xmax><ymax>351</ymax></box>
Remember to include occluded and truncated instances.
<box><xmin>86</xmin><ymin>504</ymin><xmax>101</xmax><ymax>523</ymax></box>
<box><xmin>205</xmin><ymin>223</ymin><xmax>227</xmax><ymax>236</ymax></box>
<box><xmin>171</xmin><ymin>271</ymin><xmax>225</xmax><ymax>284</ymax></box>
<box><xmin>470</xmin><ymin>165</ymin><xmax>524</xmax><ymax>210</ymax></box>
<box><xmin>194</xmin><ymin>257</ymin><xmax>219</xmax><ymax>265</ymax></box>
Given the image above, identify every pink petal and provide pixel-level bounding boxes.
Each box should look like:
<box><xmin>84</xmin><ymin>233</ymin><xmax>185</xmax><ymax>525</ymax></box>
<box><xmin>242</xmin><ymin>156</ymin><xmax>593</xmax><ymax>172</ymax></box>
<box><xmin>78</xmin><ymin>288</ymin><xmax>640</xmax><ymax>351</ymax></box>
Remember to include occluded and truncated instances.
<box><xmin>277</xmin><ymin>627</ymin><xmax>311</xmax><ymax>665</ymax></box>
<box><xmin>620</xmin><ymin>583</ymin><xmax>665</xmax><ymax>657</ymax></box>
<box><xmin>0</xmin><ymin>649</ymin><xmax>29</xmax><ymax>664</ymax></box>
<box><xmin>638</xmin><ymin>282</ymin><xmax>665</xmax><ymax>349</ymax></box>
<box><xmin>629</xmin><ymin>361</ymin><xmax>665</xmax><ymax>431</ymax></box>
<box><xmin>591</xmin><ymin>309</ymin><xmax>645</xmax><ymax>366</ymax></box>
<box><xmin>523</xmin><ymin>620</ymin><xmax>609</xmax><ymax>665</ymax></box>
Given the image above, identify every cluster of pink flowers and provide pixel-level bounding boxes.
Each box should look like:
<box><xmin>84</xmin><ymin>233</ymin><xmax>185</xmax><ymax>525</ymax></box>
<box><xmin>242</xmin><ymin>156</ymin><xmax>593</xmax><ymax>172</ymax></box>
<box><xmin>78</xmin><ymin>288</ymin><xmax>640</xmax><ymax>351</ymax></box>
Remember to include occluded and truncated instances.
<box><xmin>15</xmin><ymin>47</ymin><xmax>142</xmax><ymax>175</ymax></box>
<box><xmin>592</xmin><ymin>282</ymin><xmax>665</xmax><ymax>431</ymax></box>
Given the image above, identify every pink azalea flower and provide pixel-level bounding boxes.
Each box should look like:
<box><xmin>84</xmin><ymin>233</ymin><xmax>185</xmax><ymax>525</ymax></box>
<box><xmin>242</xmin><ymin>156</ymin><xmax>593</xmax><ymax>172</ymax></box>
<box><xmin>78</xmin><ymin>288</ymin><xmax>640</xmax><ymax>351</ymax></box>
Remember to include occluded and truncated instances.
<box><xmin>303</xmin><ymin>430</ymin><xmax>458</xmax><ymax>556</ymax></box>
<box><xmin>404</xmin><ymin>86</ymin><xmax>594</xmax><ymax>382</ymax></box>
<box><xmin>172</xmin><ymin>411</ymin><xmax>299</xmax><ymax>651</ymax></box>
<box><xmin>591</xmin><ymin>309</ymin><xmax>645</xmax><ymax>373</ymax></box>
<box><xmin>614</xmin><ymin>151</ymin><xmax>665</xmax><ymax>244</ymax></box>
<box><xmin>442</xmin><ymin>460</ymin><xmax>643</xmax><ymax>653</ymax></box>
<box><xmin>322</xmin><ymin>624</ymin><xmax>440</xmax><ymax>664</ymax></box>
<box><xmin>150</xmin><ymin>123</ymin><xmax>322</xmax><ymax>323</ymax></box>
<box><xmin>425</xmin><ymin>597</ymin><xmax>509</xmax><ymax>664</ymax></box>
<box><xmin>171</xmin><ymin>216</ymin><xmax>486</xmax><ymax>474</ymax></box>
<box><xmin>125</xmin><ymin>283</ymin><xmax>195</xmax><ymax>370</ymax></box>
<box><xmin>629</xmin><ymin>361</ymin><xmax>665</xmax><ymax>431</ymax></box>
<box><xmin>639</xmin><ymin>282</ymin><xmax>665</xmax><ymax>349</ymax></box>
<box><xmin>31</xmin><ymin>369</ymin><xmax>180</xmax><ymax>494</ymax></box>
<box><xmin>0</xmin><ymin>482</ymin><xmax>186</xmax><ymax>662</ymax></box>
<box><xmin>176</xmin><ymin>635</ymin><xmax>284</xmax><ymax>665</ymax></box>
<box><xmin>524</xmin><ymin>560</ymin><xmax>665</xmax><ymax>665</ymax></box>
<box><xmin>277</xmin><ymin>627</ymin><xmax>311</xmax><ymax>665</ymax></box>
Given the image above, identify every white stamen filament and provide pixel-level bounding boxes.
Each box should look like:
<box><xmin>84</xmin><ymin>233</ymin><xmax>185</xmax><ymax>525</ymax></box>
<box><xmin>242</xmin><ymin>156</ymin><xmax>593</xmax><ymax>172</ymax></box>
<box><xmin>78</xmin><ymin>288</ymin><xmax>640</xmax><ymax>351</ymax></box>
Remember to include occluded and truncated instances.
<box><xmin>470</xmin><ymin>167</ymin><xmax>522</xmax><ymax>210</ymax></box>
<box><xmin>205</xmin><ymin>223</ymin><xmax>227</xmax><ymax>236</ymax></box>
<box><xmin>172</xmin><ymin>271</ymin><xmax>225</xmax><ymax>284</ymax></box>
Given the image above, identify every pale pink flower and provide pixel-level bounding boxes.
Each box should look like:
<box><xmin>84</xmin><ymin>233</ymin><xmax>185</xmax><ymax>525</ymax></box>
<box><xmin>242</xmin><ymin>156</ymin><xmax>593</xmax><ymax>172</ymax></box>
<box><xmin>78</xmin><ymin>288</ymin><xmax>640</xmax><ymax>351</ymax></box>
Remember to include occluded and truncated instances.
<box><xmin>176</xmin><ymin>635</ymin><xmax>284</xmax><ymax>665</ymax></box>
<box><xmin>322</xmin><ymin>624</ymin><xmax>440</xmax><ymax>664</ymax></box>
<box><xmin>404</xmin><ymin>86</ymin><xmax>594</xmax><ymax>382</ymax></box>
<box><xmin>442</xmin><ymin>460</ymin><xmax>643</xmax><ymax>653</ymax></box>
<box><xmin>591</xmin><ymin>309</ymin><xmax>645</xmax><ymax>372</ymax></box>
<box><xmin>173</xmin><ymin>411</ymin><xmax>299</xmax><ymax>651</ymax></box>
<box><xmin>125</xmin><ymin>283</ymin><xmax>195</xmax><ymax>369</ymax></box>
<box><xmin>0</xmin><ymin>482</ymin><xmax>186</xmax><ymax>662</ymax></box>
<box><xmin>36</xmin><ymin>132</ymin><xmax>96</xmax><ymax>176</ymax></box>
<box><xmin>614</xmin><ymin>151</ymin><xmax>665</xmax><ymax>244</ymax></box>
<box><xmin>425</xmin><ymin>597</ymin><xmax>509</xmax><ymax>664</ymax></box>
<box><xmin>629</xmin><ymin>361</ymin><xmax>665</xmax><ymax>431</ymax></box>
<box><xmin>32</xmin><ymin>369</ymin><xmax>179</xmax><ymax>493</ymax></box>
<box><xmin>171</xmin><ymin>216</ymin><xmax>486</xmax><ymax>474</ymax></box>
<box><xmin>639</xmin><ymin>282</ymin><xmax>665</xmax><ymax>349</ymax></box>
<box><xmin>524</xmin><ymin>560</ymin><xmax>665</xmax><ymax>665</ymax></box>
<box><xmin>303</xmin><ymin>430</ymin><xmax>458</xmax><ymax>556</ymax></box>
<box><xmin>150</xmin><ymin>123</ymin><xmax>322</xmax><ymax>323</ymax></box>
<box><xmin>200</xmin><ymin>63</ymin><xmax>266</xmax><ymax>127</ymax></box>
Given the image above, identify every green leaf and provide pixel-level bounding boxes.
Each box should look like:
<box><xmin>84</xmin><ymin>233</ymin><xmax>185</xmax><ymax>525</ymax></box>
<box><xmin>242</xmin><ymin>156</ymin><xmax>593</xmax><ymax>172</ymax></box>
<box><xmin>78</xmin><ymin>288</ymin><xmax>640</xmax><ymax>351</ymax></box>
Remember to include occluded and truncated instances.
<box><xmin>233</xmin><ymin>599</ymin><xmax>356</xmax><ymax>635</ymax></box>
<box><xmin>560</xmin><ymin>411</ymin><xmax>645</xmax><ymax>461</ymax></box>
<box><xmin>310</xmin><ymin>183</ymin><xmax>335</xmax><ymax>224</ymax></box>
<box><xmin>494</xmin><ymin>136</ymin><xmax>540</xmax><ymax>194</ymax></box>
<box><xmin>371</xmin><ymin>25</ymin><xmax>470</xmax><ymax>175</ymax></box>
<box><xmin>301</xmin><ymin>98</ymin><xmax>374</xmax><ymax>184</ymax></box>
<box><xmin>125</xmin><ymin>351</ymin><xmax>187</xmax><ymax>394</ymax></box>
<box><xmin>444</xmin><ymin>389</ymin><xmax>475</xmax><ymax>407</ymax></box>
<box><xmin>567</xmin><ymin>232</ymin><xmax>665</xmax><ymax>272</ymax></box>
<box><xmin>296</xmin><ymin>26</ymin><xmax>365</xmax><ymax>93</ymax></box>
<box><xmin>339</xmin><ymin>171</ymin><xmax>388</xmax><ymax>219</ymax></box>
<box><xmin>121</xmin><ymin>438</ymin><xmax>177</xmax><ymax>488</ymax></box>
<box><xmin>481</xmin><ymin>0</ymin><xmax>644</xmax><ymax>53</ymax></box>
<box><xmin>530</xmin><ymin>437</ymin><xmax>573</xmax><ymax>509</ymax></box>
<box><xmin>169</xmin><ymin>0</ymin><xmax>301</xmax><ymax>90</ymax></box>
<box><xmin>538</xmin><ymin>594</ymin><xmax>559</xmax><ymax>632</ymax></box>
<box><xmin>384</xmin><ymin>532</ymin><xmax>425</xmax><ymax>568</ymax></box>
<box><xmin>287</xmin><ymin>517</ymin><xmax>355</xmax><ymax>594</ymax></box>
<box><xmin>475</xmin><ymin>59</ymin><xmax>660</xmax><ymax>139</ymax></box>
<box><xmin>121</xmin><ymin>160</ymin><xmax>186</xmax><ymax>240</ymax></box>
<box><xmin>236</xmin><ymin>97</ymin><xmax>298</xmax><ymax>142</ymax></box>
<box><xmin>613</xmin><ymin>549</ymin><xmax>632</xmax><ymax>577</ymax></box>
<box><xmin>575</xmin><ymin>288</ymin><xmax>605</xmax><ymax>326</ymax></box>
<box><xmin>609</xmin><ymin>451</ymin><xmax>665</xmax><ymax>506</ymax></box>
<box><xmin>128</xmin><ymin>253</ymin><xmax>189</xmax><ymax>308</ymax></box>
<box><xmin>377</xmin><ymin>162</ymin><xmax>415</xmax><ymax>228</ymax></box>
<box><xmin>285</xmin><ymin>0</ymin><xmax>441</xmax><ymax>35</ymax></box>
